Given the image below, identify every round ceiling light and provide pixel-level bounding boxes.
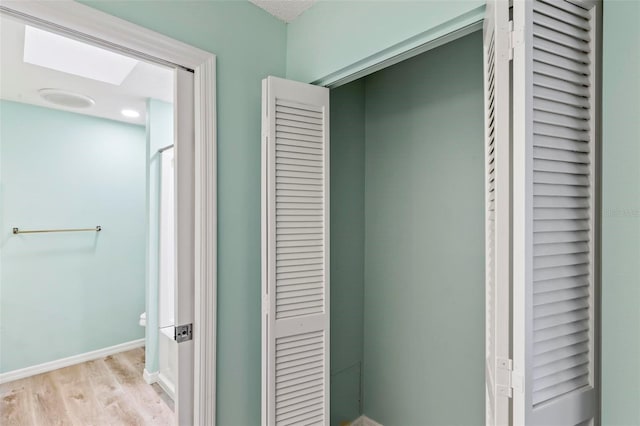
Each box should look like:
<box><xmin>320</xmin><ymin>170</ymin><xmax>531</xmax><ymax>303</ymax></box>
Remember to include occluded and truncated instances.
<box><xmin>121</xmin><ymin>109</ymin><xmax>140</xmax><ymax>118</ymax></box>
<box><xmin>38</xmin><ymin>88</ymin><xmax>95</xmax><ymax>109</ymax></box>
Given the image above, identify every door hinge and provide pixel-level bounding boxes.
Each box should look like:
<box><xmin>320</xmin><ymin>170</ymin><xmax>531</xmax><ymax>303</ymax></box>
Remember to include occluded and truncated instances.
<box><xmin>262</xmin><ymin>294</ymin><xmax>270</xmax><ymax>314</ymax></box>
<box><xmin>496</xmin><ymin>357</ymin><xmax>514</xmax><ymax>398</ymax></box>
<box><xmin>508</xmin><ymin>20</ymin><xmax>525</xmax><ymax>62</ymax></box>
<box><xmin>496</xmin><ymin>358</ymin><xmax>524</xmax><ymax>398</ymax></box>
<box><xmin>174</xmin><ymin>323</ymin><xmax>193</xmax><ymax>343</ymax></box>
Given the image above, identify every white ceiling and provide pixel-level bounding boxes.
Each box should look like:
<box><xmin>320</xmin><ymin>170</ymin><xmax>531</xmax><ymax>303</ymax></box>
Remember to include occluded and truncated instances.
<box><xmin>249</xmin><ymin>0</ymin><xmax>317</xmax><ymax>23</ymax></box>
<box><xmin>0</xmin><ymin>15</ymin><xmax>173</xmax><ymax>125</ymax></box>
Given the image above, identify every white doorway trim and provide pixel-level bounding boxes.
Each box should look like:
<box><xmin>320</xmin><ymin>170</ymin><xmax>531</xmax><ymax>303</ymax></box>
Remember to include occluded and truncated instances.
<box><xmin>0</xmin><ymin>1</ymin><xmax>217</xmax><ymax>425</ymax></box>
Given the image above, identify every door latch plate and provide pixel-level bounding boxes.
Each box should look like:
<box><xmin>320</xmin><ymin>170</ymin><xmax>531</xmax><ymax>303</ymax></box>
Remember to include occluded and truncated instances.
<box><xmin>175</xmin><ymin>323</ymin><xmax>193</xmax><ymax>343</ymax></box>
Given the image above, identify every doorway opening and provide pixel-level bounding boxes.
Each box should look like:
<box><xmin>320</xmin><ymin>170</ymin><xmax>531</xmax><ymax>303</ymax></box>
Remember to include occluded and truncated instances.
<box><xmin>0</xmin><ymin>2</ymin><xmax>217</xmax><ymax>424</ymax></box>
<box><xmin>0</xmin><ymin>11</ymin><xmax>176</xmax><ymax>424</ymax></box>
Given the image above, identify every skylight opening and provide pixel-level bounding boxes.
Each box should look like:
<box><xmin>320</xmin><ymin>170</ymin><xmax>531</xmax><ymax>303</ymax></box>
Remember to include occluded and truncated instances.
<box><xmin>23</xmin><ymin>26</ymin><xmax>138</xmax><ymax>85</ymax></box>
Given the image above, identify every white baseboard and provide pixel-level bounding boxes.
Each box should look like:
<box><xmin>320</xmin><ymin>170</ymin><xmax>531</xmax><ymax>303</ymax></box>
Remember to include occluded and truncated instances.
<box><xmin>352</xmin><ymin>415</ymin><xmax>383</xmax><ymax>426</ymax></box>
<box><xmin>143</xmin><ymin>368</ymin><xmax>159</xmax><ymax>384</ymax></box>
<box><xmin>0</xmin><ymin>338</ymin><xmax>145</xmax><ymax>384</ymax></box>
<box><xmin>157</xmin><ymin>371</ymin><xmax>175</xmax><ymax>401</ymax></box>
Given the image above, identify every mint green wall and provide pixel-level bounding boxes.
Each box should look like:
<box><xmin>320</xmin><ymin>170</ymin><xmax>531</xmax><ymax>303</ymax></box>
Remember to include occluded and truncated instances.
<box><xmin>286</xmin><ymin>0</ymin><xmax>484</xmax><ymax>83</ymax></box>
<box><xmin>602</xmin><ymin>1</ymin><xmax>640</xmax><ymax>424</ymax></box>
<box><xmin>330</xmin><ymin>80</ymin><xmax>366</xmax><ymax>425</ymax></box>
<box><xmin>79</xmin><ymin>2</ymin><xmax>287</xmax><ymax>423</ymax></box>
<box><xmin>145</xmin><ymin>99</ymin><xmax>174</xmax><ymax>375</ymax></box>
<box><xmin>363</xmin><ymin>32</ymin><xmax>484</xmax><ymax>424</ymax></box>
<box><xmin>0</xmin><ymin>100</ymin><xmax>146</xmax><ymax>373</ymax></box>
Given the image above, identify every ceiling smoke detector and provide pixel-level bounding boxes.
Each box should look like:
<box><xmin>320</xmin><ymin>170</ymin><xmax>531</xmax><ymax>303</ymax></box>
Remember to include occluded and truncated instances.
<box><xmin>38</xmin><ymin>88</ymin><xmax>95</xmax><ymax>108</ymax></box>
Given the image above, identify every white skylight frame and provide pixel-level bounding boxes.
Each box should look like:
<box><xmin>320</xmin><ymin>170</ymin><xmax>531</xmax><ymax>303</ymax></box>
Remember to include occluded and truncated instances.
<box><xmin>23</xmin><ymin>25</ymin><xmax>138</xmax><ymax>85</ymax></box>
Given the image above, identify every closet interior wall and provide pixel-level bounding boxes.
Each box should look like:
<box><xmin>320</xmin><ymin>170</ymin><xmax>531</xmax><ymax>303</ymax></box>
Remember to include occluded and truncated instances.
<box><xmin>329</xmin><ymin>31</ymin><xmax>486</xmax><ymax>425</ymax></box>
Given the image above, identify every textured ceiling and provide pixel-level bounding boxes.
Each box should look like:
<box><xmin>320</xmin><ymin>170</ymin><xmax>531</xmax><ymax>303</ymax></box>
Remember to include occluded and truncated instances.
<box><xmin>249</xmin><ymin>0</ymin><xmax>317</xmax><ymax>23</ymax></box>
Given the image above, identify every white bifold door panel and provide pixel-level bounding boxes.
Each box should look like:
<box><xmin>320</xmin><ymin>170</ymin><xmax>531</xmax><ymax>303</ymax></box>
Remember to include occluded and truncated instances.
<box><xmin>512</xmin><ymin>0</ymin><xmax>601</xmax><ymax>425</ymax></box>
<box><xmin>484</xmin><ymin>0</ymin><xmax>512</xmax><ymax>425</ymax></box>
<box><xmin>262</xmin><ymin>76</ymin><xmax>330</xmax><ymax>426</ymax></box>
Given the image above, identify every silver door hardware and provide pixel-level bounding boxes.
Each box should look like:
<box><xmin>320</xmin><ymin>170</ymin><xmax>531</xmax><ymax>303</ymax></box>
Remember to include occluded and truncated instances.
<box><xmin>175</xmin><ymin>323</ymin><xmax>193</xmax><ymax>343</ymax></box>
<box><xmin>496</xmin><ymin>358</ymin><xmax>514</xmax><ymax>398</ymax></box>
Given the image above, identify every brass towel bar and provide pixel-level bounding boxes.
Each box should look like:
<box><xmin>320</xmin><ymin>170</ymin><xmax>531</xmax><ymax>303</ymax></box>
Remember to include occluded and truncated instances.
<box><xmin>12</xmin><ymin>226</ymin><xmax>102</xmax><ymax>235</ymax></box>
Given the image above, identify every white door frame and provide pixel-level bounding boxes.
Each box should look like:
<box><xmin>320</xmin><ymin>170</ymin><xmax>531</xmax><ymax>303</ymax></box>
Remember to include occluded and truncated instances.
<box><xmin>0</xmin><ymin>1</ymin><xmax>217</xmax><ymax>425</ymax></box>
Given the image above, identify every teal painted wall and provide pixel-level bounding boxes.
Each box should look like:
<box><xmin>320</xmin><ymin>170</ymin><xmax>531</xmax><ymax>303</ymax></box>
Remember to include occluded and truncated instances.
<box><xmin>362</xmin><ymin>32</ymin><xmax>485</xmax><ymax>424</ymax></box>
<box><xmin>330</xmin><ymin>80</ymin><xmax>366</xmax><ymax>426</ymax></box>
<box><xmin>145</xmin><ymin>98</ymin><xmax>174</xmax><ymax>375</ymax></box>
<box><xmin>286</xmin><ymin>0</ymin><xmax>484</xmax><ymax>83</ymax></box>
<box><xmin>68</xmin><ymin>1</ymin><xmax>640</xmax><ymax>424</ymax></box>
<box><xmin>0</xmin><ymin>100</ymin><xmax>146</xmax><ymax>373</ymax></box>
<box><xmin>78</xmin><ymin>1</ymin><xmax>287</xmax><ymax>423</ymax></box>
<box><xmin>602</xmin><ymin>1</ymin><xmax>640</xmax><ymax>424</ymax></box>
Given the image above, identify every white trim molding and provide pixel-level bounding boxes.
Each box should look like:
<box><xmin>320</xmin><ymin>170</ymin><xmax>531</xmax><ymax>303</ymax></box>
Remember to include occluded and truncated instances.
<box><xmin>0</xmin><ymin>2</ymin><xmax>217</xmax><ymax>425</ymax></box>
<box><xmin>159</xmin><ymin>371</ymin><xmax>177</xmax><ymax>401</ymax></box>
<box><xmin>143</xmin><ymin>368</ymin><xmax>176</xmax><ymax>403</ymax></box>
<box><xmin>144</xmin><ymin>368</ymin><xmax>160</xmax><ymax>385</ymax></box>
<box><xmin>194</xmin><ymin>53</ymin><xmax>217</xmax><ymax>426</ymax></box>
<box><xmin>0</xmin><ymin>339</ymin><xmax>145</xmax><ymax>384</ymax></box>
<box><xmin>351</xmin><ymin>415</ymin><xmax>384</xmax><ymax>426</ymax></box>
<box><xmin>0</xmin><ymin>0</ymin><xmax>211</xmax><ymax>71</ymax></box>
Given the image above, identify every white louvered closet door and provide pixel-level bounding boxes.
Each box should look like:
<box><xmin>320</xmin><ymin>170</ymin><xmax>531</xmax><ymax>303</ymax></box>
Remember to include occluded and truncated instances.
<box><xmin>262</xmin><ymin>76</ymin><xmax>330</xmax><ymax>426</ymax></box>
<box><xmin>484</xmin><ymin>1</ymin><xmax>512</xmax><ymax>425</ymax></box>
<box><xmin>512</xmin><ymin>1</ymin><xmax>601</xmax><ymax>425</ymax></box>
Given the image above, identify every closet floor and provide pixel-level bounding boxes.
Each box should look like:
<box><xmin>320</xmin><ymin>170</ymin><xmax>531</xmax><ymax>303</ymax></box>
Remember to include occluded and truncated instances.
<box><xmin>0</xmin><ymin>348</ymin><xmax>175</xmax><ymax>426</ymax></box>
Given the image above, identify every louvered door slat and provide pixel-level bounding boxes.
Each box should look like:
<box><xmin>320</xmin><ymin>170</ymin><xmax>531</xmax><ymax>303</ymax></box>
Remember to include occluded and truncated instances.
<box><xmin>534</xmin><ymin>316</ymin><xmax>590</xmax><ymax>339</ymax></box>
<box><xmin>533</xmin><ymin>24</ymin><xmax>590</xmax><ymax>52</ymax></box>
<box><xmin>534</xmin><ymin>72</ymin><xmax>590</xmax><ymax>96</ymax></box>
<box><xmin>277</xmin><ymin>140</ymin><xmax>324</xmax><ymax>152</ymax></box>
<box><xmin>276</xmin><ymin>354</ymin><xmax>323</xmax><ymax>367</ymax></box>
<box><xmin>534</xmin><ymin>147</ymin><xmax>590</xmax><ymax>163</ymax></box>
<box><xmin>538</xmin><ymin>0</ymin><xmax>592</xmax><ymax>18</ymax></box>
<box><xmin>533</xmin><ymin>353</ymin><xmax>590</xmax><ymax>380</ymax></box>
<box><xmin>533</xmin><ymin>83</ymin><xmax>591</xmax><ymax>108</ymax></box>
<box><xmin>275</xmin><ymin>112</ymin><xmax>323</xmax><ymax>125</ymax></box>
<box><xmin>263</xmin><ymin>76</ymin><xmax>329</xmax><ymax>426</ymax></box>
<box><xmin>534</xmin><ymin>275</ymin><xmax>590</xmax><ymax>293</ymax></box>
<box><xmin>534</xmin><ymin>110</ymin><xmax>590</xmax><ymax>130</ymax></box>
<box><xmin>533</xmin><ymin>13</ymin><xmax>591</xmax><ymax>40</ymax></box>
<box><xmin>277</xmin><ymin>257</ymin><xmax>323</xmax><ymax>266</ymax></box>
<box><xmin>534</xmin><ymin>123</ymin><xmax>590</xmax><ymax>142</ymax></box>
<box><xmin>534</xmin><ymin>253</ymin><xmax>590</xmax><ymax>269</ymax></box>
<box><xmin>534</xmin><ymin>241</ymin><xmax>590</xmax><ymax>256</ymax></box>
<box><xmin>535</xmin><ymin>308</ymin><xmax>590</xmax><ymax>331</ymax></box>
<box><xmin>277</xmin><ymin>119</ymin><xmax>323</xmax><ymax>131</ymax></box>
<box><xmin>533</xmin><ymin>61</ymin><xmax>590</xmax><ymax>88</ymax></box>
<box><xmin>513</xmin><ymin>1</ymin><xmax>600</xmax><ymax>424</ymax></box>
<box><xmin>278</xmin><ymin>249</ymin><xmax>323</xmax><ymax>258</ymax></box>
<box><xmin>534</xmin><ymin>99</ymin><xmax>592</xmax><ymax>121</ymax></box>
<box><xmin>533</xmin><ymin>2</ymin><xmax>591</xmax><ymax>30</ymax></box>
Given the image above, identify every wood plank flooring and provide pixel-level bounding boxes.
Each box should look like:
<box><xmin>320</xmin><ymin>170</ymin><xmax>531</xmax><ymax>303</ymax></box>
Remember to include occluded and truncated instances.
<box><xmin>0</xmin><ymin>348</ymin><xmax>175</xmax><ymax>426</ymax></box>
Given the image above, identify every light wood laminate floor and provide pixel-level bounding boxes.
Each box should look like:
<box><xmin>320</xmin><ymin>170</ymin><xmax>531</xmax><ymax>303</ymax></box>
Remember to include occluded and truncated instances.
<box><xmin>0</xmin><ymin>348</ymin><xmax>175</xmax><ymax>426</ymax></box>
